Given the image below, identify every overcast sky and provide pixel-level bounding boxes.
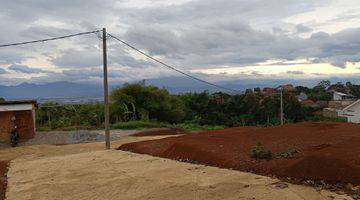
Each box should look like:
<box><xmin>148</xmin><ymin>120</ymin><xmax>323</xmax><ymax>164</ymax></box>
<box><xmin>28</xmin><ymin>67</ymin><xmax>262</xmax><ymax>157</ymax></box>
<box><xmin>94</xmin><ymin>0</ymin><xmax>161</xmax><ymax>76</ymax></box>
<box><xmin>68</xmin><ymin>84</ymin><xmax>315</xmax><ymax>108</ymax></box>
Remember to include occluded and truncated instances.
<box><xmin>0</xmin><ymin>0</ymin><xmax>359</xmax><ymax>86</ymax></box>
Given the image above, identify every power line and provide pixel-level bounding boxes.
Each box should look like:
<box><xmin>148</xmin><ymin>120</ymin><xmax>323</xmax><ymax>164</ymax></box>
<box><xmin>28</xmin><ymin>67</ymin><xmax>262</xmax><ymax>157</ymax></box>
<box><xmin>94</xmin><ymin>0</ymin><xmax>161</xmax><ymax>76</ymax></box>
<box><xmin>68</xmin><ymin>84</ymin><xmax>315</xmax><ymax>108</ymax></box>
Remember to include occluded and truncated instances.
<box><xmin>107</xmin><ymin>33</ymin><xmax>239</xmax><ymax>93</ymax></box>
<box><xmin>0</xmin><ymin>30</ymin><xmax>101</xmax><ymax>48</ymax></box>
<box><xmin>0</xmin><ymin>29</ymin><xmax>239</xmax><ymax>93</ymax></box>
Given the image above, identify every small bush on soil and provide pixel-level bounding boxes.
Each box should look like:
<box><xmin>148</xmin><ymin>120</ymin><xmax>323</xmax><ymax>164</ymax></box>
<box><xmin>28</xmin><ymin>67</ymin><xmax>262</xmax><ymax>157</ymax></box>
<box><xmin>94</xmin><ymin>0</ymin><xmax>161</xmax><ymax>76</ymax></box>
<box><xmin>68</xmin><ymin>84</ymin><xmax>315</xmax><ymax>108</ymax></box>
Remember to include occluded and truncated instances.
<box><xmin>250</xmin><ymin>142</ymin><xmax>273</xmax><ymax>160</ymax></box>
<box><xmin>276</xmin><ymin>147</ymin><xmax>298</xmax><ymax>158</ymax></box>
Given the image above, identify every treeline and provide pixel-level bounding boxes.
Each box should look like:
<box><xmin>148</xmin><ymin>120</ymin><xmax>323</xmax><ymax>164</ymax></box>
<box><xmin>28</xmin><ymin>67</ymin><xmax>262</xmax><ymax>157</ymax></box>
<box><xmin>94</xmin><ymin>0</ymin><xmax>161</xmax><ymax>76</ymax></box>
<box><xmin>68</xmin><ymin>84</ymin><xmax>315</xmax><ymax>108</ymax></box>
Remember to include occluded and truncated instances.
<box><xmin>36</xmin><ymin>80</ymin><xmax>357</xmax><ymax>130</ymax></box>
<box><xmin>296</xmin><ymin>80</ymin><xmax>360</xmax><ymax>101</ymax></box>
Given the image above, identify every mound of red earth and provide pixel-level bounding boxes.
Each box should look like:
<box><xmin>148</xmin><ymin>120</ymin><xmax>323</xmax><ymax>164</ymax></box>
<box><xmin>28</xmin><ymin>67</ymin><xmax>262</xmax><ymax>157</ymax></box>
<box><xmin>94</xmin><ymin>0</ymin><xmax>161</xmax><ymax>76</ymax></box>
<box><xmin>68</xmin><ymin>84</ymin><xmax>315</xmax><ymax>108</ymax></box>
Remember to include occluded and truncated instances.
<box><xmin>132</xmin><ymin>128</ymin><xmax>186</xmax><ymax>137</ymax></box>
<box><xmin>118</xmin><ymin>122</ymin><xmax>360</xmax><ymax>185</ymax></box>
<box><xmin>0</xmin><ymin>161</ymin><xmax>9</xmax><ymax>200</ymax></box>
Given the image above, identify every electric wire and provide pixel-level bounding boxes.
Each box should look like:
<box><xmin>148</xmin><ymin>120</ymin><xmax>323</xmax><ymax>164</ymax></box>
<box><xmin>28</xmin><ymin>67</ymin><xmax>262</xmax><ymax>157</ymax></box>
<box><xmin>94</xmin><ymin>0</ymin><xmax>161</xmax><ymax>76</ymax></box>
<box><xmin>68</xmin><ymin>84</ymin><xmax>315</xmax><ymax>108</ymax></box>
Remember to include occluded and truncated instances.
<box><xmin>0</xmin><ymin>29</ymin><xmax>239</xmax><ymax>93</ymax></box>
<box><xmin>0</xmin><ymin>30</ymin><xmax>101</xmax><ymax>48</ymax></box>
<box><xmin>107</xmin><ymin>33</ymin><xmax>239</xmax><ymax>93</ymax></box>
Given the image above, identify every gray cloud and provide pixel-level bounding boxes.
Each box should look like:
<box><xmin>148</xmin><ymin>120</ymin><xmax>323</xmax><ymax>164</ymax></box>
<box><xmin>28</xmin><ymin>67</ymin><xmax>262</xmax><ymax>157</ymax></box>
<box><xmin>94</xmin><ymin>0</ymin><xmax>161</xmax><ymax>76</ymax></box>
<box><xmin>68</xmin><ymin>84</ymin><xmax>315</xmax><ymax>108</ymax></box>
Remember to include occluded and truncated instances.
<box><xmin>51</xmin><ymin>48</ymin><xmax>102</xmax><ymax>68</ymax></box>
<box><xmin>0</xmin><ymin>0</ymin><xmax>359</xmax><ymax>85</ymax></box>
<box><xmin>296</xmin><ymin>24</ymin><xmax>313</xmax><ymax>33</ymax></box>
<box><xmin>125</xmin><ymin>22</ymin><xmax>360</xmax><ymax>68</ymax></box>
<box><xmin>0</xmin><ymin>68</ymin><xmax>7</xmax><ymax>74</ymax></box>
<box><xmin>8</xmin><ymin>64</ymin><xmax>47</xmax><ymax>74</ymax></box>
<box><xmin>287</xmin><ymin>70</ymin><xmax>305</xmax><ymax>75</ymax></box>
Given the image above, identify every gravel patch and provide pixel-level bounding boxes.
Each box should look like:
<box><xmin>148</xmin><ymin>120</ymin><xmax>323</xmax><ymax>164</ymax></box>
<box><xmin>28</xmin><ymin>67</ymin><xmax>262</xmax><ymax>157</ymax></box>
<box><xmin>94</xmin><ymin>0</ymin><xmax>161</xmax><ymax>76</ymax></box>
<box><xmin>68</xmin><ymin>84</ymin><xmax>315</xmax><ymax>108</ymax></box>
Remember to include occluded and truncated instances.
<box><xmin>22</xmin><ymin>129</ymin><xmax>141</xmax><ymax>146</ymax></box>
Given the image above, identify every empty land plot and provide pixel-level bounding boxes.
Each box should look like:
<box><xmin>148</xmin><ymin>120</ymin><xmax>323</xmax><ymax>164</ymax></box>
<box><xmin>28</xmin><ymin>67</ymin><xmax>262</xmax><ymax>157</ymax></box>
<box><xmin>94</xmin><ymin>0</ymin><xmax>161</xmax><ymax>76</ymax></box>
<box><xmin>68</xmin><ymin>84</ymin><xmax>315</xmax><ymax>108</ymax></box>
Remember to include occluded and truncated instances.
<box><xmin>118</xmin><ymin>122</ymin><xmax>360</xmax><ymax>186</ymax></box>
<box><xmin>6</xmin><ymin>150</ymin><xmax>352</xmax><ymax>200</ymax></box>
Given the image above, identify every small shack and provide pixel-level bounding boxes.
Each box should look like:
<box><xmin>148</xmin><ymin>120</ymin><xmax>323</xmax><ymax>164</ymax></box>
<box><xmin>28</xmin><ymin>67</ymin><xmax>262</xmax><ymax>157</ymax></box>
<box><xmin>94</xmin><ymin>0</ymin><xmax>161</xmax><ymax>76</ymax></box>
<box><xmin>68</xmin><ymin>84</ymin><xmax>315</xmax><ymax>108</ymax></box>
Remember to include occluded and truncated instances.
<box><xmin>0</xmin><ymin>100</ymin><xmax>37</xmax><ymax>145</ymax></box>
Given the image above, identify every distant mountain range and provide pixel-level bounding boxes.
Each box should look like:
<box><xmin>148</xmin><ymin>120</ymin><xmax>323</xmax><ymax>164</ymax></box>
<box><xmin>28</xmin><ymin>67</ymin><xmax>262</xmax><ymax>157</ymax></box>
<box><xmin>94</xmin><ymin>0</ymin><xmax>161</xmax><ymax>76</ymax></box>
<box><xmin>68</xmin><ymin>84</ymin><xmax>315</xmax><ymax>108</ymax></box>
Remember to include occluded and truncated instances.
<box><xmin>0</xmin><ymin>78</ymin><xmax>268</xmax><ymax>101</ymax></box>
<box><xmin>0</xmin><ymin>82</ymin><xmax>103</xmax><ymax>100</ymax></box>
<box><xmin>1</xmin><ymin>76</ymin><xmax>359</xmax><ymax>102</ymax></box>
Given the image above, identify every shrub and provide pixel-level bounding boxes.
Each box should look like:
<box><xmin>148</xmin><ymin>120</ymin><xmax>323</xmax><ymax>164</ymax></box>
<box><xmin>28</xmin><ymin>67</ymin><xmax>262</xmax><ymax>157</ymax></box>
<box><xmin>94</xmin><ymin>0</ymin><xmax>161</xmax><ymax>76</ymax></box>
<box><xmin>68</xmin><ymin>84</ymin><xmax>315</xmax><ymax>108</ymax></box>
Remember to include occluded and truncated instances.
<box><xmin>276</xmin><ymin>147</ymin><xmax>298</xmax><ymax>158</ymax></box>
<box><xmin>250</xmin><ymin>142</ymin><xmax>273</xmax><ymax>160</ymax></box>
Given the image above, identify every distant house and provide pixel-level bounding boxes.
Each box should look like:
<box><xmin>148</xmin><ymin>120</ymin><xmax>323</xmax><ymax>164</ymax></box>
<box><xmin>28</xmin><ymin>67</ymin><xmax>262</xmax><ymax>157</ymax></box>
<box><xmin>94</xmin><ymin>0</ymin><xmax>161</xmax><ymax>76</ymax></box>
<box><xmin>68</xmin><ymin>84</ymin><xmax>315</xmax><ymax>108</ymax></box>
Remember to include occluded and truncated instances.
<box><xmin>338</xmin><ymin>99</ymin><xmax>360</xmax><ymax>123</ymax></box>
<box><xmin>262</xmin><ymin>84</ymin><xmax>296</xmax><ymax>96</ymax></box>
<box><xmin>296</xmin><ymin>92</ymin><xmax>308</xmax><ymax>102</ymax></box>
<box><xmin>277</xmin><ymin>84</ymin><xmax>296</xmax><ymax>92</ymax></box>
<box><xmin>322</xmin><ymin>91</ymin><xmax>360</xmax><ymax>123</ymax></box>
<box><xmin>262</xmin><ymin>87</ymin><xmax>278</xmax><ymax>96</ymax></box>
<box><xmin>332</xmin><ymin>91</ymin><xmax>355</xmax><ymax>101</ymax></box>
<box><xmin>211</xmin><ymin>93</ymin><xmax>225</xmax><ymax>104</ymax></box>
<box><xmin>0</xmin><ymin>100</ymin><xmax>37</xmax><ymax>145</ymax></box>
<box><xmin>328</xmin><ymin>91</ymin><xmax>356</xmax><ymax>110</ymax></box>
<box><xmin>301</xmin><ymin>99</ymin><xmax>319</xmax><ymax>108</ymax></box>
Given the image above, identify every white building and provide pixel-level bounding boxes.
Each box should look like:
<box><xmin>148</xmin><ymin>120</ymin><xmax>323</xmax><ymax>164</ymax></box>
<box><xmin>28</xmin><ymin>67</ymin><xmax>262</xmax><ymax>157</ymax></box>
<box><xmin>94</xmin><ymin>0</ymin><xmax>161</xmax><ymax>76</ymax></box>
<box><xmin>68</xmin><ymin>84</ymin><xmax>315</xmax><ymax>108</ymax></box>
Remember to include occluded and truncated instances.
<box><xmin>296</xmin><ymin>92</ymin><xmax>308</xmax><ymax>102</ymax></box>
<box><xmin>339</xmin><ymin>99</ymin><xmax>360</xmax><ymax>123</ymax></box>
<box><xmin>333</xmin><ymin>91</ymin><xmax>355</xmax><ymax>101</ymax></box>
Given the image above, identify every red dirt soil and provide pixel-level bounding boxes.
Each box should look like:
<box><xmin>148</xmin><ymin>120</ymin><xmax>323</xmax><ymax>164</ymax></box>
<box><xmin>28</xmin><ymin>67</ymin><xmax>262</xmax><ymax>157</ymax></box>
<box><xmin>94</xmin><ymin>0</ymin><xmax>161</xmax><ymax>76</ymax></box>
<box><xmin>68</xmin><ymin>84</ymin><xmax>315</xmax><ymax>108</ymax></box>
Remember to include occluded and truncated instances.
<box><xmin>118</xmin><ymin>122</ymin><xmax>360</xmax><ymax>185</ymax></box>
<box><xmin>0</xmin><ymin>161</ymin><xmax>9</xmax><ymax>200</ymax></box>
<box><xmin>132</xmin><ymin>128</ymin><xmax>186</xmax><ymax>137</ymax></box>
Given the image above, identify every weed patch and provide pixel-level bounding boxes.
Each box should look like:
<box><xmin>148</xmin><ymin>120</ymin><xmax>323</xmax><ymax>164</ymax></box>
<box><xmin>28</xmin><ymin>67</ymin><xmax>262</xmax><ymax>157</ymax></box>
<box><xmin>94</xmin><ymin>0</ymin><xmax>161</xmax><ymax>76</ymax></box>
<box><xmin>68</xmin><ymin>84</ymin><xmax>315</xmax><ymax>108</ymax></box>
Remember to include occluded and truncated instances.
<box><xmin>250</xmin><ymin>142</ymin><xmax>273</xmax><ymax>160</ymax></box>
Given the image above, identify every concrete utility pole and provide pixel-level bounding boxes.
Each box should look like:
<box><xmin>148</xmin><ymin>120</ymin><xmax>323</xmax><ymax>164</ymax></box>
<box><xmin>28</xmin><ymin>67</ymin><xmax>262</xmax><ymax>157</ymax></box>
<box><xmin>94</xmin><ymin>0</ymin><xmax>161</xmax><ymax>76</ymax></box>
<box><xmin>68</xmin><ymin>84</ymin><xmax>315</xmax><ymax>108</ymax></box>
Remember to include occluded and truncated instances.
<box><xmin>102</xmin><ymin>28</ymin><xmax>110</xmax><ymax>149</ymax></box>
<box><xmin>280</xmin><ymin>88</ymin><xmax>284</xmax><ymax>125</ymax></box>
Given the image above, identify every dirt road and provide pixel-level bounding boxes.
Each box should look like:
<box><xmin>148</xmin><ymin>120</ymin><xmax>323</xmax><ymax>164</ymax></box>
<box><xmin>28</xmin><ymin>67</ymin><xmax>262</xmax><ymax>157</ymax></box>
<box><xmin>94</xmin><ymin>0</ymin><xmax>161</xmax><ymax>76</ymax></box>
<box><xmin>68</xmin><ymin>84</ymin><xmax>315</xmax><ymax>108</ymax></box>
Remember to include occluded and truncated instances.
<box><xmin>0</xmin><ymin>133</ymin><xmax>354</xmax><ymax>200</ymax></box>
<box><xmin>6</xmin><ymin>150</ymin><xmax>352</xmax><ymax>200</ymax></box>
<box><xmin>0</xmin><ymin>135</ymin><xmax>171</xmax><ymax>161</ymax></box>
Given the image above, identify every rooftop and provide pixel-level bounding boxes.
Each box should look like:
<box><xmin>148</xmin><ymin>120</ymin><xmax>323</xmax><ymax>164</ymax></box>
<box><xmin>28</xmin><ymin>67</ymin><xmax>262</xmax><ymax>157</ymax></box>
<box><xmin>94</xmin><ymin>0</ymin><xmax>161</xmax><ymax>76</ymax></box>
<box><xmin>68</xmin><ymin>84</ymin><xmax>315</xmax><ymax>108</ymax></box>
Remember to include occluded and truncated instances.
<box><xmin>0</xmin><ymin>100</ymin><xmax>38</xmax><ymax>106</ymax></box>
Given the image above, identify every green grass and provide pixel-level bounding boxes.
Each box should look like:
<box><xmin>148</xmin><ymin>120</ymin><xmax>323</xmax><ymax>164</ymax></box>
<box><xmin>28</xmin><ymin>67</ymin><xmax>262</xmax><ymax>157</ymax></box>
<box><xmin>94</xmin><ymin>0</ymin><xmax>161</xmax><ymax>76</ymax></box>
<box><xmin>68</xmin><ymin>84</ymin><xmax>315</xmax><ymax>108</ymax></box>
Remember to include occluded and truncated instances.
<box><xmin>110</xmin><ymin>120</ymin><xmax>226</xmax><ymax>131</ymax></box>
<box><xmin>170</xmin><ymin>123</ymin><xmax>226</xmax><ymax>132</ymax></box>
<box><xmin>38</xmin><ymin>120</ymin><xmax>227</xmax><ymax>132</ymax></box>
<box><xmin>306</xmin><ymin>115</ymin><xmax>347</xmax><ymax>122</ymax></box>
<box><xmin>36</xmin><ymin>126</ymin><xmax>52</xmax><ymax>132</ymax></box>
<box><xmin>111</xmin><ymin>120</ymin><xmax>169</xmax><ymax>130</ymax></box>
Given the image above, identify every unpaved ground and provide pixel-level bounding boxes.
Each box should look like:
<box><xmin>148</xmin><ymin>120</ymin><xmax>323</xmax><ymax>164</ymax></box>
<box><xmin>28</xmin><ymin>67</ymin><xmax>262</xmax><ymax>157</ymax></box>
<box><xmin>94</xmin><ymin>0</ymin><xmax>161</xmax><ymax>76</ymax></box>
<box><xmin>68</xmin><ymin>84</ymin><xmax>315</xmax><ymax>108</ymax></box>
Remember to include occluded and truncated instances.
<box><xmin>119</xmin><ymin>122</ymin><xmax>360</xmax><ymax>186</ymax></box>
<box><xmin>0</xmin><ymin>133</ymin><xmax>354</xmax><ymax>200</ymax></box>
<box><xmin>6</xmin><ymin>150</ymin><xmax>352</xmax><ymax>200</ymax></box>
<box><xmin>0</xmin><ymin>135</ymin><xmax>175</xmax><ymax>200</ymax></box>
<box><xmin>132</xmin><ymin>128</ymin><xmax>186</xmax><ymax>137</ymax></box>
<box><xmin>0</xmin><ymin>135</ymin><xmax>171</xmax><ymax>161</ymax></box>
<box><xmin>0</xmin><ymin>161</ymin><xmax>8</xmax><ymax>200</ymax></box>
<box><xmin>22</xmin><ymin>129</ymin><xmax>143</xmax><ymax>146</ymax></box>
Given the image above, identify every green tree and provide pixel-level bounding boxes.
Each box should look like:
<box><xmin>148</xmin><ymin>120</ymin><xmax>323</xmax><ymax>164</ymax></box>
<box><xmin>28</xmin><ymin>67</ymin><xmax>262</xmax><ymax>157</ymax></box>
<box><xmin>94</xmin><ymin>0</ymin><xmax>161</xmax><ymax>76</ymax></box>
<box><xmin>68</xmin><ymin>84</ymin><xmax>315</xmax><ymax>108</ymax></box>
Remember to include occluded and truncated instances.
<box><xmin>110</xmin><ymin>83</ymin><xmax>185</xmax><ymax>123</ymax></box>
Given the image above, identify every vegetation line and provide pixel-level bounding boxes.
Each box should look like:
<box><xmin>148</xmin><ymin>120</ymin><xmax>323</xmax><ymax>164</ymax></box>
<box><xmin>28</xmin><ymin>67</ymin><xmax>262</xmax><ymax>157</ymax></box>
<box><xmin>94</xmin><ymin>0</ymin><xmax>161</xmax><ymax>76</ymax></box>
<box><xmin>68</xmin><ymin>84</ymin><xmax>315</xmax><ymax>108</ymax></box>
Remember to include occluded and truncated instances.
<box><xmin>31</xmin><ymin>80</ymin><xmax>356</xmax><ymax>131</ymax></box>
